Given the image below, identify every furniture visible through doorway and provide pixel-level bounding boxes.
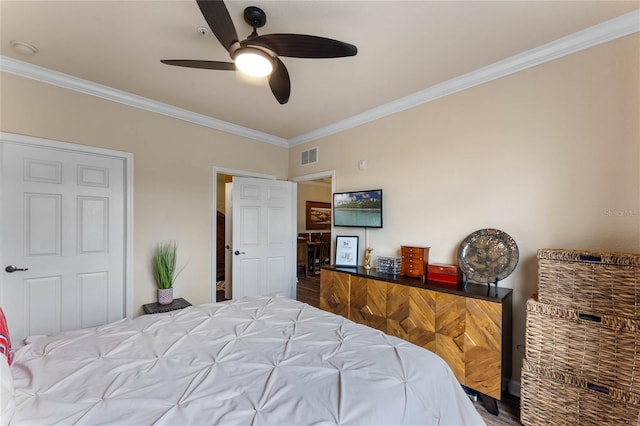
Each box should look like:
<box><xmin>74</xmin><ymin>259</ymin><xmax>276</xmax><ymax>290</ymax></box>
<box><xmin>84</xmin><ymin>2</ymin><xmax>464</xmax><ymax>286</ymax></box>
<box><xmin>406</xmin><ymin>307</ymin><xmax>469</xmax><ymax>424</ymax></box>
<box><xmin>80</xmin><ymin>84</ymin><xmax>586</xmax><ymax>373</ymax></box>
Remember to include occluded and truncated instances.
<box><xmin>307</xmin><ymin>239</ymin><xmax>330</xmax><ymax>275</ymax></box>
<box><xmin>298</xmin><ymin>232</ymin><xmax>331</xmax><ymax>275</ymax></box>
<box><xmin>316</xmin><ymin>240</ymin><xmax>331</xmax><ymax>272</ymax></box>
<box><xmin>297</xmin><ymin>240</ymin><xmax>308</xmax><ymax>279</ymax></box>
<box><xmin>216</xmin><ymin>211</ymin><xmax>225</xmax><ymax>282</ymax></box>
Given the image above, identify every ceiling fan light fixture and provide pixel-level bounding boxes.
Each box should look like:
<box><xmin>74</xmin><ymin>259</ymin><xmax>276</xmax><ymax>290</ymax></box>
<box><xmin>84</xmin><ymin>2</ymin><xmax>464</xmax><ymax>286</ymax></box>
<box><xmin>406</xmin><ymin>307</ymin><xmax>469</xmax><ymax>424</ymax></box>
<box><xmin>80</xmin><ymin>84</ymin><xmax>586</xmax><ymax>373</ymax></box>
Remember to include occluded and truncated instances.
<box><xmin>233</xmin><ymin>48</ymin><xmax>273</xmax><ymax>77</ymax></box>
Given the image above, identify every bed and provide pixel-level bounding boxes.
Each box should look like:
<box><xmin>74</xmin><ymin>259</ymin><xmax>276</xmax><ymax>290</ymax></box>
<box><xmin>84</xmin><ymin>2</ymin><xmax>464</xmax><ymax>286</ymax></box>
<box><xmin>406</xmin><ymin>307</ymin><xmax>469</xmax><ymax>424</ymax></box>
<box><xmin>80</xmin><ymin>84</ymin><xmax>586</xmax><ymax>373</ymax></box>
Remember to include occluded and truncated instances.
<box><xmin>4</xmin><ymin>296</ymin><xmax>484</xmax><ymax>425</ymax></box>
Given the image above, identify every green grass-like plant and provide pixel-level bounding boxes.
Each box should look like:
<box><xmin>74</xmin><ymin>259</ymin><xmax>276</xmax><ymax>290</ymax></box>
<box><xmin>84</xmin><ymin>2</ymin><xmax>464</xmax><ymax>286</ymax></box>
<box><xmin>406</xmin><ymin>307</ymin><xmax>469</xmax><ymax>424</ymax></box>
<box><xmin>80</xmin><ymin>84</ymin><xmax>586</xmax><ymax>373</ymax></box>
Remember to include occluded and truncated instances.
<box><xmin>153</xmin><ymin>242</ymin><xmax>180</xmax><ymax>289</ymax></box>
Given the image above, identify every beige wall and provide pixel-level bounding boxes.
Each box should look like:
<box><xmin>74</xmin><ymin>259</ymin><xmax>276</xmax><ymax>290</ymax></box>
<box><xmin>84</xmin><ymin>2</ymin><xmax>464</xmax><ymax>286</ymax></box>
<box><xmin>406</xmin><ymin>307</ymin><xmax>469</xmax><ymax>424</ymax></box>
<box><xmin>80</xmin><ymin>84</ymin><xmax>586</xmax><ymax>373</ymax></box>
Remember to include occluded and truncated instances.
<box><xmin>289</xmin><ymin>34</ymin><xmax>640</xmax><ymax>383</ymax></box>
<box><xmin>297</xmin><ymin>181</ymin><xmax>332</xmax><ymax>233</ymax></box>
<box><xmin>0</xmin><ymin>72</ymin><xmax>289</xmax><ymax>314</ymax></box>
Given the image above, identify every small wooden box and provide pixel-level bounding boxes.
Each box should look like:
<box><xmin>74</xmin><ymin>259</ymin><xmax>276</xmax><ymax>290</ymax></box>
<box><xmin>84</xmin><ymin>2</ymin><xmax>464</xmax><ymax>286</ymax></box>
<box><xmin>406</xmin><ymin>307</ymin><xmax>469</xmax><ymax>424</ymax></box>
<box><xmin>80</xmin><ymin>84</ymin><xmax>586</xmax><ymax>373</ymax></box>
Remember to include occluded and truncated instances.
<box><xmin>401</xmin><ymin>246</ymin><xmax>429</xmax><ymax>282</ymax></box>
<box><xmin>428</xmin><ymin>263</ymin><xmax>462</xmax><ymax>284</ymax></box>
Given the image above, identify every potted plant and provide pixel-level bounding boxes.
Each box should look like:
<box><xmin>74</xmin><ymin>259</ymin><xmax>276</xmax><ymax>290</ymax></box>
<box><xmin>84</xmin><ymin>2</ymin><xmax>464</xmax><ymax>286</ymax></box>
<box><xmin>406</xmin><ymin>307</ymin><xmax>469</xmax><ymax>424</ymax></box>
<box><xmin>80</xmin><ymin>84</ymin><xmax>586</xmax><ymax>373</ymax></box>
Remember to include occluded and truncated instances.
<box><xmin>153</xmin><ymin>241</ymin><xmax>181</xmax><ymax>305</ymax></box>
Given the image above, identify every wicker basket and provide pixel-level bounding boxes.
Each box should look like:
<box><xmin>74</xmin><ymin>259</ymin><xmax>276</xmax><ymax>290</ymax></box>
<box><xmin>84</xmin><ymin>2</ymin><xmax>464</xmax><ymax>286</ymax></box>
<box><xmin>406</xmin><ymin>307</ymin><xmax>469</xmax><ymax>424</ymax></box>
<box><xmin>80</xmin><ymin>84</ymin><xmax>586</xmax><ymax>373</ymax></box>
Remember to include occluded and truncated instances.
<box><xmin>521</xmin><ymin>359</ymin><xmax>640</xmax><ymax>426</ymax></box>
<box><xmin>525</xmin><ymin>296</ymin><xmax>640</xmax><ymax>394</ymax></box>
<box><xmin>537</xmin><ymin>249</ymin><xmax>640</xmax><ymax>319</ymax></box>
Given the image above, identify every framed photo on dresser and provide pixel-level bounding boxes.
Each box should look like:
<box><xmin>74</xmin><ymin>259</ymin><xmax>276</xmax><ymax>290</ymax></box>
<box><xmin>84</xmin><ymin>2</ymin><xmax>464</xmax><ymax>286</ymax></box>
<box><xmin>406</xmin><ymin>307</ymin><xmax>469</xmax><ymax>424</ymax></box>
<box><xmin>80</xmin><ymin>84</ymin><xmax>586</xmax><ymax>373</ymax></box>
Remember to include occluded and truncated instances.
<box><xmin>335</xmin><ymin>236</ymin><xmax>359</xmax><ymax>267</ymax></box>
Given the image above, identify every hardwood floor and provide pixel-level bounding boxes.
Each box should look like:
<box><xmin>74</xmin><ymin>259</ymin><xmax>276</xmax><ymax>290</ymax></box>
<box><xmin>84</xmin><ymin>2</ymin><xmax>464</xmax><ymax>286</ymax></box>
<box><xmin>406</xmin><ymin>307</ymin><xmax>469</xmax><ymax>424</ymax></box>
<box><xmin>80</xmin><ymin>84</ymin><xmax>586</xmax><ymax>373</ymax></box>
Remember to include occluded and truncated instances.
<box><xmin>215</xmin><ymin>284</ymin><xmax>227</xmax><ymax>302</ymax></box>
<box><xmin>296</xmin><ymin>273</ymin><xmax>321</xmax><ymax>308</ymax></box>
<box><xmin>473</xmin><ymin>393</ymin><xmax>521</xmax><ymax>425</ymax></box>
<box><xmin>295</xmin><ymin>274</ymin><xmax>522</xmax><ymax>425</ymax></box>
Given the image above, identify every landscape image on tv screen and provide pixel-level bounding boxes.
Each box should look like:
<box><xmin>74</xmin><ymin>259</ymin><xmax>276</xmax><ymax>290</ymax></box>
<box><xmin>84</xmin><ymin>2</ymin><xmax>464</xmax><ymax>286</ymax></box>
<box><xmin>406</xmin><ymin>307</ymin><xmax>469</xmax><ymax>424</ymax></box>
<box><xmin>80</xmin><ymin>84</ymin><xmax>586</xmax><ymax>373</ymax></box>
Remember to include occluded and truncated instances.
<box><xmin>333</xmin><ymin>189</ymin><xmax>382</xmax><ymax>228</ymax></box>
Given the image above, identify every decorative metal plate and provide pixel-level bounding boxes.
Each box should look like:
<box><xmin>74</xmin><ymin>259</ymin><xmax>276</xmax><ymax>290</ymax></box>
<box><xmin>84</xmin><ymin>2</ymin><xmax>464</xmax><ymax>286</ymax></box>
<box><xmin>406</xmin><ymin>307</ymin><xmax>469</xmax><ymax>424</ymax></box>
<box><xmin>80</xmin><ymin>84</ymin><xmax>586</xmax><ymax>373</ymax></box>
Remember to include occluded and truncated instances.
<box><xmin>457</xmin><ymin>228</ymin><xmax>519</xmax><ymax>284</ymax></box>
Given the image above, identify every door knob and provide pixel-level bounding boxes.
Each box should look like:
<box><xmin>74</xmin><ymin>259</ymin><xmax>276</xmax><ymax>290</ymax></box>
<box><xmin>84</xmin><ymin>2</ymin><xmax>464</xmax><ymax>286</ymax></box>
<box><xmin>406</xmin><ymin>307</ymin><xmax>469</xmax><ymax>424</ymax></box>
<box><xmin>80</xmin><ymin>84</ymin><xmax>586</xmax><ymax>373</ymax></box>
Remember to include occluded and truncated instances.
<box><xmin>5</xmin><ymin>265</ymin><xmax>29</xmax><ymax>273</ymax></box>
<box><xmin>234</xmin><ymin>250</ymin><xmax>246</xmax><ymax>256</ymax></box>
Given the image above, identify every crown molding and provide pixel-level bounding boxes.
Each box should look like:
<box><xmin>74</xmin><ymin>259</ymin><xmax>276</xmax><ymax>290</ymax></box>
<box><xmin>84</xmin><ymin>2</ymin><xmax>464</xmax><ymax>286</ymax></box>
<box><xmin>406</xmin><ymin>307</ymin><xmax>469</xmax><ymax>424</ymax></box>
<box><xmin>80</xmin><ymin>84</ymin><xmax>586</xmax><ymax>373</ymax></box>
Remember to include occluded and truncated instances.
<box><xmin>1</xmin><ymin>9</ymin><xmax>637</xmax><ymax>148</ymax></box>
<box><xmin>0</xmin><ymin>56</ymin><xmax>289</xmax><ymax>148</ymax></box>
<box><xmin>288</xmin><ymin>9</ymin><xmax>640</xmax><ymax>146</ymax></box>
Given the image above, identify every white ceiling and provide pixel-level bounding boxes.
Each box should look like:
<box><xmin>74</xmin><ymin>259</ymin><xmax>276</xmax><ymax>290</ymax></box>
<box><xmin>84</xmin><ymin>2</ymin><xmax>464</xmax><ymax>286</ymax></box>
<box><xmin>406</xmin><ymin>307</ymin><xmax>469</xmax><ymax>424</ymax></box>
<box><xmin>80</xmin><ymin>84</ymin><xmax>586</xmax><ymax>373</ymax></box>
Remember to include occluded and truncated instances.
<box><xmin>1</xmin><ymin>1</ymin><xmax>638</xmax><ymax>145</ymax></box>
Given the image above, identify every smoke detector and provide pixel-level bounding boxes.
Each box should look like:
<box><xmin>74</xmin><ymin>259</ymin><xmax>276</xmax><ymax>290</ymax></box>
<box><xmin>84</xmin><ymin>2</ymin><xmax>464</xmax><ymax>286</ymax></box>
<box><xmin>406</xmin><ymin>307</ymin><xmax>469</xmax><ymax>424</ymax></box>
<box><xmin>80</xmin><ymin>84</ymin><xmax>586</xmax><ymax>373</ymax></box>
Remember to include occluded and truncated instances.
<box><xmin>197</xmin><ymin>27</ymin><xmax>211</xmax><ymax>38</ymax></box>
<box><xmin>10</xmin><ymin>40</ymin><xmax>38</xmax><ymax>56</ymax></box>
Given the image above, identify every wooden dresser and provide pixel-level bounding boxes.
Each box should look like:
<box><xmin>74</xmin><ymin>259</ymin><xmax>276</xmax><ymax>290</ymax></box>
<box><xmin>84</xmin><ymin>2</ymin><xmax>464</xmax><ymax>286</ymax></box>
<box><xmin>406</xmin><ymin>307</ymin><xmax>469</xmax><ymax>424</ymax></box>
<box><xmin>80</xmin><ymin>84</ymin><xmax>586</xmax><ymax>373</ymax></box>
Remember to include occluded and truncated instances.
<box><xmin>320</xmin><ymin>265</ymin><xmax>512</xmax><ymax>413</ymax></box>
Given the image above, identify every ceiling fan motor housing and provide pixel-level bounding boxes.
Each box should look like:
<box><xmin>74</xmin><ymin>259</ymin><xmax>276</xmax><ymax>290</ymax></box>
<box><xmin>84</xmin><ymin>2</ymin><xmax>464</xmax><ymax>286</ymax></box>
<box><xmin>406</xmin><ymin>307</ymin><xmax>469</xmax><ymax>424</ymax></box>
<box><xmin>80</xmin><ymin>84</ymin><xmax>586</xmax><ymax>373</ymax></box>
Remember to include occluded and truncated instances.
<box><xmin>244</xmin><ymin>6</ymin><xmax>267</xmax><ymax>29</ymax></box>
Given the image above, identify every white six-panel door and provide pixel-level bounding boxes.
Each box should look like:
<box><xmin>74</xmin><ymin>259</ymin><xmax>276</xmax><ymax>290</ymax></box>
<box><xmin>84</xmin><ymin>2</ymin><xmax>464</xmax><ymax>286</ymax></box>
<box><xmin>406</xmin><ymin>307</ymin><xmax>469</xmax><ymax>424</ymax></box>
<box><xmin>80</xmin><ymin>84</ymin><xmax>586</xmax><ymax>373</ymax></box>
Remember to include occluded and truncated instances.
<box><xmin>231</xmin><ymin>177</ymin><xmax>296</xmax><ymax>300</ymax></box>
<box><xmin>1</xmin><ymin>140</ymin><xmax>127</xmax><ymax>342</ymax></box>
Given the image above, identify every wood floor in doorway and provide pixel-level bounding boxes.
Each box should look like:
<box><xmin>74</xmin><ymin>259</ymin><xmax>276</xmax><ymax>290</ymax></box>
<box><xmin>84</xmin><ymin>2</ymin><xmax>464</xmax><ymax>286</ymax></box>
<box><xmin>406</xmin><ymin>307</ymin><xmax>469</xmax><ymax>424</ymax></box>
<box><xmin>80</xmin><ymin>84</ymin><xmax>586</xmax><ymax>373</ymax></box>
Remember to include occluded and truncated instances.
<box><xmin>296</xmin><ymin>274</ymin><xmax>321</xmax><ymax>308</ymax></box>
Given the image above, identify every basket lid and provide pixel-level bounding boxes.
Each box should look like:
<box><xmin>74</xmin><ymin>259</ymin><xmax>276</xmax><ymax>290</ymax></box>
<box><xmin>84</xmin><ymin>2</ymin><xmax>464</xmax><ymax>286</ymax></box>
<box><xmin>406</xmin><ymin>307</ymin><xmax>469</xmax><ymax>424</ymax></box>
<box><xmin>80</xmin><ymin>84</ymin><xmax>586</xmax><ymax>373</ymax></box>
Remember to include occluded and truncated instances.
<box><xmin>537</xmin><ymin>248</ymin><xmax>640</xmax><ymax>266</ymax></box>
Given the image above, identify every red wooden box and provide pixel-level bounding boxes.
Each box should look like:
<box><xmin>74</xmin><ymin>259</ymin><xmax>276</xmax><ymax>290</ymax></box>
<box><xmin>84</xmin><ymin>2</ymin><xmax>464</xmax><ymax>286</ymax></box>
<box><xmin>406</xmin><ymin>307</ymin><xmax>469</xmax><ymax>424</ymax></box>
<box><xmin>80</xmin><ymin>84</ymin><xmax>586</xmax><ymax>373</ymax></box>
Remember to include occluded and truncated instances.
<box><xmin>428</xmin><ymin>263</ymin><xmax>462</xmax><ymax>284</ymax></box>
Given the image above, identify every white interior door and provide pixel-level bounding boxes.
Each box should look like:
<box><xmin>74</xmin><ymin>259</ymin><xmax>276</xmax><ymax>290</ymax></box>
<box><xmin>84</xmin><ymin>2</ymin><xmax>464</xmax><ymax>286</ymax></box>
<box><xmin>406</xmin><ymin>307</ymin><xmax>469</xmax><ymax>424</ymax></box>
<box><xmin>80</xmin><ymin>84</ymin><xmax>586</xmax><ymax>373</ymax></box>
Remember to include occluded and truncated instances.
<box><xmin>1</xmin><ymin>140</ymin><xmax>127</xmax><ymax>342</ymax></box>
<box><xmin>231</xmin><ymin>177</ymin><xmax>296</xmax><ymax>299</ymax></box>
<box><xmin>224</xmin><ymin>182</ymin><xmax>232</xmax><ymax>300</ymax></box>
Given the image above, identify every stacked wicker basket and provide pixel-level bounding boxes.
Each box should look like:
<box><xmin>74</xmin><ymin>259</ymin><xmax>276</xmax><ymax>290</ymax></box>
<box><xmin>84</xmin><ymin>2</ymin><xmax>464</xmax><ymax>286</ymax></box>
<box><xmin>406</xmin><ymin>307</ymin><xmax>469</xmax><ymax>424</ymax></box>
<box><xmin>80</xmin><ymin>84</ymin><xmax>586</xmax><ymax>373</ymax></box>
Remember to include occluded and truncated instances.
<box><xmin>521</xmin><ymin>249</ymin><xmax>640</xmax><ymax>425</ymax></box>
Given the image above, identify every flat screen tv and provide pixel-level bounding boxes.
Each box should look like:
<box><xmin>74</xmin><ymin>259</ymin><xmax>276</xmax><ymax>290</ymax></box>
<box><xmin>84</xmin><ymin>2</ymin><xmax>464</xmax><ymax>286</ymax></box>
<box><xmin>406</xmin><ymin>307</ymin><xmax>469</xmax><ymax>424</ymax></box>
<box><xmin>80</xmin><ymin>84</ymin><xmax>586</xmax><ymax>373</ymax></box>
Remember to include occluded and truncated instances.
<box><xmin>333</xmin><ymin>189</ymin><xmax>383</xmax><ymax>228</ymax></box>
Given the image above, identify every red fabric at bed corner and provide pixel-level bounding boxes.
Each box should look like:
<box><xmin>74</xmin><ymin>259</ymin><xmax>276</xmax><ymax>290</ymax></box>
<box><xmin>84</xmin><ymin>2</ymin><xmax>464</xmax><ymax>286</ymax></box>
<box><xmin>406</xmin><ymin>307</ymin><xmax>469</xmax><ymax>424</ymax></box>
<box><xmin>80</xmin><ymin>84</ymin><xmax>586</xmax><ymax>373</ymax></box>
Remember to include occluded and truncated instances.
<box><xmin>0</xmin><ymin>307</ymin><xmax>11</xmax><ymax>364</ymax></box>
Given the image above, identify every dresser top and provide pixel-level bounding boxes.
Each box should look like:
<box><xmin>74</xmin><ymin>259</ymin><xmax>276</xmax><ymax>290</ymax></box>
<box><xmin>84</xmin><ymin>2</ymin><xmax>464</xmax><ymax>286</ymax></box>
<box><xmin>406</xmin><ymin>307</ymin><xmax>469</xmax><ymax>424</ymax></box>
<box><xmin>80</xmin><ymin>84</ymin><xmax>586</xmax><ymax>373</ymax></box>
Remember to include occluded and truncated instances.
<box><xmin>324</xmin><ymin>265</ymin><xmax>512</xmax><ymax>302</ymax></box>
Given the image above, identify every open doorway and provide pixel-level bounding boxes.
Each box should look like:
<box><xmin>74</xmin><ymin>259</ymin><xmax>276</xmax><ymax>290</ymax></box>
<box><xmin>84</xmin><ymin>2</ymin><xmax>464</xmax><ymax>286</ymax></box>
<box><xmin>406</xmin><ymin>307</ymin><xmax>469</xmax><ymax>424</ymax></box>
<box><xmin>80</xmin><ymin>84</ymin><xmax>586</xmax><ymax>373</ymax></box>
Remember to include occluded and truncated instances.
<box><xmin>212</xmin><ymin>167</ymin><xmax>277</xmax><ymax>302</ymax></box>
<box><xmin>290</xmin><ymin>171</ymin><xmax>335</xmax><ymax>308</ymax></box>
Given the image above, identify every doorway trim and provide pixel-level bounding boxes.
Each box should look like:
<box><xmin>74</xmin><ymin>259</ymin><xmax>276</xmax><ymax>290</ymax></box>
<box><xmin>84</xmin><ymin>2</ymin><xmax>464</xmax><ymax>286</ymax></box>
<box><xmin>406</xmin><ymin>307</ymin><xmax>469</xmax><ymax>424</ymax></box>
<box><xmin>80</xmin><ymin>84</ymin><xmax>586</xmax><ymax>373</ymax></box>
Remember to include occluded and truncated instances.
<box><xmin>0</xmin><ymin>132</ymin><xmax>134</xmax><ymax>318</ymax></box>
<box><xmin>290</xmin><ymin>170</ymin><xmax>336</xmax><ymax>186</ymax></box>
<box><xmin>211</xmin><ymin>166</ymin><xmax>276</xmax><ymax>303</ymax></box>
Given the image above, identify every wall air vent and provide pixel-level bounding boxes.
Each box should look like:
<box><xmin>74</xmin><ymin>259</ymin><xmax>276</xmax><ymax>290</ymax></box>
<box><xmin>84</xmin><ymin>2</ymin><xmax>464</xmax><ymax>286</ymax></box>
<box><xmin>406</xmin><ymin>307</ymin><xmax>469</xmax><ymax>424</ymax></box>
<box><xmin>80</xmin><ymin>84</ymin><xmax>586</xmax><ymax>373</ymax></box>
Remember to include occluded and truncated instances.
<box><xmin>300</xmin><ymin>147</ymin><xmax>318</xmax><ymax>166</ymax></box>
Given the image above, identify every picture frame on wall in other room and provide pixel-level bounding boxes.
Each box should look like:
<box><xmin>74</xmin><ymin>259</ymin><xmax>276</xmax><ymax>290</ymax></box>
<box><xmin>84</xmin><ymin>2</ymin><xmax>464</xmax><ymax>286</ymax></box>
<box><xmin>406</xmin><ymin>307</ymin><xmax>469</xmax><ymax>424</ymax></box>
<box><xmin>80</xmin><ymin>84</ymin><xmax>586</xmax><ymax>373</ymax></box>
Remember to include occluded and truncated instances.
<box><xmin>306</xmin><ymin>201</ymin><xmax>331</xmax><ymax>230</ymax></box>
<box><xmin>335</xmin><ymin>236</ymin><xmax>359</xmax><ymax>268</ymax></box>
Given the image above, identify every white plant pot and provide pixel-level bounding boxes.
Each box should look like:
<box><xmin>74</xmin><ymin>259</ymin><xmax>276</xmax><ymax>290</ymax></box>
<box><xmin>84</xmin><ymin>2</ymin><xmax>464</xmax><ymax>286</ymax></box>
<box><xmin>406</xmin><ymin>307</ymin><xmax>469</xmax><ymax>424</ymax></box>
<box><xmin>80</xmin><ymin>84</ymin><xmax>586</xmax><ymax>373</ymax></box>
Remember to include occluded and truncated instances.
<box><xmin>158</xmin><ymin>288</ymin><xmax>173</xmax><ymax>305</ymax></box>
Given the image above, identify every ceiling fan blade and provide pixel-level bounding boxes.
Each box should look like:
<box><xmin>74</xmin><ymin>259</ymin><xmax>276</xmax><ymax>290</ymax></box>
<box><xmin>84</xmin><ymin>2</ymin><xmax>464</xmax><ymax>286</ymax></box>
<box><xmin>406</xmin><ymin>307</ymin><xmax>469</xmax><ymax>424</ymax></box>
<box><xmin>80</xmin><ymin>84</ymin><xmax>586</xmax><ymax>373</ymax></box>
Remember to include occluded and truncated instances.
<box><xmin>161</xmin><ymin>59</ymin><xmax>236</xmax><ymax>71</ymax></box>
<box><xmin>246</xmin><ymin>34</ymin><xmax>357</xmax><ymax>58</ymax></box>
<box><xmin>268</xmin><ymin>58</ymin><xmax>291</xmax><ymax>104</ymax></box>
<box><xmin>196</xmin><ymin>0</ymin><xmax>238</xmax><ymax>52</ymax></box>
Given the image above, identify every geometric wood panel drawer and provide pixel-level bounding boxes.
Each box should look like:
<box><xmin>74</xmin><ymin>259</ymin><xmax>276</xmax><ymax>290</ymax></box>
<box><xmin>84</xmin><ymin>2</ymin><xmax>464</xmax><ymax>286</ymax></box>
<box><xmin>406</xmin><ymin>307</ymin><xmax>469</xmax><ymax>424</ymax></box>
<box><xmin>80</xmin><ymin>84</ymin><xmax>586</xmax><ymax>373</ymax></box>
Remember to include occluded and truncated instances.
<box><xmin>319</xmin><ymin>269</ymin><xmax>350</xmax><ymax>319</ymax></box>
<box><xmin>464</xmin><ymin>297</ymin><xmax>503</xmax><ymax>399</ymax></box>
<box><xmin>387</xmin><ymin>285</ymin><xmax>436</xmax><ymax>353</ymax></box>
<box><xmin>349</xmin><ymin>275</ymin><xmax>388</xmax><ymax>332</ymax></box>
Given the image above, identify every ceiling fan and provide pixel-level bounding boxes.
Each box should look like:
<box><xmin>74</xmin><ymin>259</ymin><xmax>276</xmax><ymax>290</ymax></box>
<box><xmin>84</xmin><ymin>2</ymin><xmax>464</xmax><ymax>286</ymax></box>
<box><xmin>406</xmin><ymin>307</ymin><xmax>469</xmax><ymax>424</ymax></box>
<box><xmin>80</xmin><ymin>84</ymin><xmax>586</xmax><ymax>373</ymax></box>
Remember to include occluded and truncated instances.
<box><xmin>161</xmin><ymin>0</ymin><xmax>358</xmax><ymax>105</ymax></box>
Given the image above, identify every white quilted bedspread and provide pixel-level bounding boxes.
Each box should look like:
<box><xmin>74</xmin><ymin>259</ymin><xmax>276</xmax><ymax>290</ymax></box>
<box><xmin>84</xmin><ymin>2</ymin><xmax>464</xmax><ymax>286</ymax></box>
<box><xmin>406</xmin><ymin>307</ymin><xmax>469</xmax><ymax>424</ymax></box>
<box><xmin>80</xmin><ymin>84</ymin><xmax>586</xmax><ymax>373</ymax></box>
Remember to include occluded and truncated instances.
<box><xmin>10</xmin><ymin>296</ymin><xmax>484</xmax><ymax>425</ymax></box>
